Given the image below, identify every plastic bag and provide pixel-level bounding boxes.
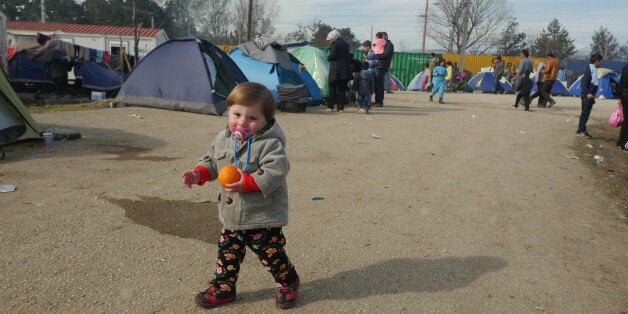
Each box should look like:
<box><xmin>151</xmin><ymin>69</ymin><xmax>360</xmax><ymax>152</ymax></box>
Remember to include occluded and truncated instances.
<box><xmin>608</xmin><ymin>105</ymin><xmax>624</xmax><ymax>128</ymax></box>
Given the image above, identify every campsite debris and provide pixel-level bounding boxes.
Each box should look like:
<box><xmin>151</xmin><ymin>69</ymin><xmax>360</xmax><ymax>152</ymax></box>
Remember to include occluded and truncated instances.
<box><xmin>130</xmin><ymin>114</ymin><xmax>142</xmax><ymax>119</ymax></box>
<box><xmin>565</xmin><ymin>154</ymin><xmax>580</xmax><ymax>160</ymax></box>
<box><xmin>519</xmin><ymin>131</ymin><xmax>526</xmax><ymax>134</ymax></box>
<box><xmin>311</xmin><ymin>196</ymin><xmax>324</xmax><ymax>201</ymax></box>
<box><xmin>0</xmin><ymin>184</ymin><xmax>17</xmax><ymax>192</ymax></box>
<box><xmin>585</xmin><ymin>144</ymin><xmax>593</xmax><ymax>149</ymax></box>
<box><xmin>593</xmin><ymin>155</ymin><xmax>604</xmax><ymax>163</ymax></box>
<box><xmin>371</xmin><ymin>134</ymin><xmax>382</xmax><ymax>139</ymax></box>
<box><xmin>472</xmin><ymin>114</ymin><xmax>477</xmax><ymax>118</ymax></box>
<box><xmin>566</xmin><ymin>115</ymin><xmax>573</xmax><ymax>123</ymax></box>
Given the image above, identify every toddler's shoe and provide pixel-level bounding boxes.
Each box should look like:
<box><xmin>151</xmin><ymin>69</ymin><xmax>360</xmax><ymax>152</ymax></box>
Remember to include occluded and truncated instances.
<box><xmin>275</xmin><ymin>275</ymin><xmax>300</xmax><ymax>309</ymax></box>
<box><xmin>195</xmin><ymin>285</ymin><xmax>236</xmax><ymax>308</ymax></box>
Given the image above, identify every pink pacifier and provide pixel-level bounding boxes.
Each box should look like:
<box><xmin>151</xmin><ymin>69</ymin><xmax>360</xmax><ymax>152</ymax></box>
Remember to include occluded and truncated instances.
<box><xmin>231</xmin><ymin>127</ymin><xmax>248</xmax><ymax>142</ymax></box>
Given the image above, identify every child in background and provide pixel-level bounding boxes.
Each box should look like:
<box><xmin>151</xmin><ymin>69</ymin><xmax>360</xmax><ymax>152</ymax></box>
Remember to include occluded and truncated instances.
<box><xmin>373</xmin><ymin>32</ymin><xmax>386</xmax><ymax>55</ymax></box>
<box><xmin>181</xmin><ymin>82</ymin><xmax>300</xmax><ymax>309</ymax></box>
<box><xmin>362</xmin><ymin>40</ymin><xmax>377</xmax><ymax>73</ymax></box>
<box><xmin>514</xmin><ymin>69</ymin><xmax>533</xmax><ymax>111</ymax></box>
<box><xmin>352</xmin><ymin>61</ymin><xmax>375</xmax><ymax>113</ymax></box>
<box><xmin>445</xmin><ymin>61</ymin><xmax>453</xmax><ymax>91</ymax></box>
<box><xmin>429</xmin><ymin>59</ymin><xmax>447</xmax><ymax>104</ymax></box>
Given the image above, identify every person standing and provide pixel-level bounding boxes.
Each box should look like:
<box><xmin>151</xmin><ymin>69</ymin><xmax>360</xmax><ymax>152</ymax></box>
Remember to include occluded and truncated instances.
<box><xmin>616</xmin><ymin>63</ymin><xmax>628</xmax><ymax>150</ymax></box>
<box><xmin>577</xmin><ymin>53</ymin><xmax>603</xmax><ymax>139</ymax></box>
<box><xmin>541</xmin><ymin>52</ymin><xmax>559</xmax><ymax>108</ymax></box>
<box><xmin>512</xmin><ymin>49</ymin><xmax>533</xmax><ymax>84</ymax></box>
<box><xmin>429</xmin><ymin>59</ymin><xmax>447</xmax><ymax>104</ymax></box>
<box><xmin>426</xmin><ymin>53</ymin><xmax>439</xmax><ymax>87</ymax></box>
<box><xmin>530</xmin><ymin>61</ymin><xmax>547</xmax><ymax>108</ymax></box>
<box><xmin>362</xmin><ymin>40</ymin><xmax>377</xmax><ymax>73</ymax></box>
<box><xmin>325</xmin><ymin>30</ymin><xmax>352</xmax><ymax>112</ymax></box>
<box><xmin>492</xmin><ymin>56</ymin><xmax>505</xmax><ymax>94</ymax></box>
<box><xmin>445</xmin><ymin>61</ymin><xmax>453</xmax><ymax>92</ymax></box>
<box><xmin>352</xmin><ymin>61</ymin><xmax>375</xmax><ymax>113</ymax></box>
<box><xmin>374</xmin><ymin>31</ymin><xmax>394</xmax><ymax>107</ymax></box>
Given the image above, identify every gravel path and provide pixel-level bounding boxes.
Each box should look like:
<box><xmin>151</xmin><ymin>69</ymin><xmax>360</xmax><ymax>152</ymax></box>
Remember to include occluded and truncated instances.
<box><xmin>1</xmin><ymin>91</ymin><xmax>626</xmax><ymax>312</ymax></box>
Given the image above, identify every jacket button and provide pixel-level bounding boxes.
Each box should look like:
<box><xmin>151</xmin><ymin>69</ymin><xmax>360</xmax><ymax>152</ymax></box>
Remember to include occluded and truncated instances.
<box><xmin>225</xmin><ymin>198</ymin><xmax>233</xmax><ymax>205</ymax></box>
<box><xmin>257</xmin><ymin>169</ymin><xmax>264</xmax><ymax>175</ymax></box>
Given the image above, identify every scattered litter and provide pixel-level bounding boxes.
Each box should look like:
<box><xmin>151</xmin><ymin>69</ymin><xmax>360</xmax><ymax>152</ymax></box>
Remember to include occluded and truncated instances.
<box><xmin>357</xmin><ymin>140</ymin><xmax>366</xmax><ymax>144</ymax></box>
<box><xmin>476</xmin><ymin>141</ymin><xmax>481</xmax><ymax>144</ymax></box>
<box><xmin>0</xmin><ymin>184</ymin><xmax>17</xmax><ymax>192</ymax></box>
<box><xmin>372</xmin><ymin>134</ymin><xmax>382</xmax><ymax>139</ymax></box>
<box><xmin>519</xmin><ymin>131</ymin><xmax>526</xmax><ymax>134</ymax></box>
<box><xmin>472</xmin><ymin>114</ymin><xmax>477</xmax><ymax>118</ymax></box>
<box><xmin>311</xmin><ymin>196</ymin><xmax>324</xmax><ymax>201</ymax></box>
<box><xmin>565</xmin><ymin>115</ymin><xmax>573</xmax><ymax>122</ymax></box>
<box><xmin>130</xmin><ymin>114</ymin><xmax>142</xmax><ymax>118</ymax></box>
<box><xmin>565</xmin><ymin>155</ymin><xmax>580</xmax><ymax>160</ymax></box>
<box><xmin>585</xmin><ymin>144</ymin><xmax>593</xmax><ymax>149</ymax></box>
<box><xmin>593</xmin><ymin>155</ymin><xmax>604</xmax><ymax>163</ymax></box>
<box><xmin>604</xmin><ymin>167</ymin><xmax>614</xmax><ymax>172</ymax></box>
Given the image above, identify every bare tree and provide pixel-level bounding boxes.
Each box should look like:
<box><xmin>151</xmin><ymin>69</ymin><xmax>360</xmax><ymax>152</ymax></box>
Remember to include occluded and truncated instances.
<box><xmin>233</xmin><ymin>0</ymin><xmax>279</xmax><ymax>43</ymax></box>
<box><xmin>426</xmin><ymin>0</ymin><xmax>511</xmax><ymax>54</ymax></box>
<box><xmin>191</xmin><ymin>0</ymin><xmax>232</xmax><ymax>43</ymax></box>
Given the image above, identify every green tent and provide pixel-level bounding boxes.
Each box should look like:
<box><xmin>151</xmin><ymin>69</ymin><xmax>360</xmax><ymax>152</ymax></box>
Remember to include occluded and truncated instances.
<box><xmin>0</xmin><ymin>67</ymin><xmax>42</xmax><ymax>145</ymax></box>
<box><xmin>290</xmin><ymin>46</ymin><xmax>330</xmax><ymax>98</ymax></box>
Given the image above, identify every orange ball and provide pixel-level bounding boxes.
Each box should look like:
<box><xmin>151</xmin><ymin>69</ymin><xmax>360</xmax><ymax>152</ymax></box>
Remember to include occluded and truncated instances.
<box><xmin>217</xmin><ymin>165</ymin><xmax>241</xmax><ymax>187</ymax></box>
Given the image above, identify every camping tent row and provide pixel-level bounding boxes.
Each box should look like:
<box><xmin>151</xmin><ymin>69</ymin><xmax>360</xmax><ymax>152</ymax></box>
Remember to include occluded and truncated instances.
<box><xmin>113</xmin><ymin>36</ymin><xmax>325</xmax><ymax>115</ymax></box>
<box><xmin>408</xmin><ymin>68</ymin><xmax>620</xmax><ymax>99</ymax></box>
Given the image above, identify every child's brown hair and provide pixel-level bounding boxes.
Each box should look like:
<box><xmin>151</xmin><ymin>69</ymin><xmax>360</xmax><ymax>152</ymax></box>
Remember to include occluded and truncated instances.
<box><xmin>226</xmin><ymin>82</ymin><xmax>276</xmax><ymax>121</ymax></box>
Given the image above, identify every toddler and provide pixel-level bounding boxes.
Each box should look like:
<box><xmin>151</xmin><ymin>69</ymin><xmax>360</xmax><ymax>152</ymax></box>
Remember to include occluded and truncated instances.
<box><xmin>181</xmin><ymin>82</ymin><xmax>300</xmax><ymax>309</ymax></box>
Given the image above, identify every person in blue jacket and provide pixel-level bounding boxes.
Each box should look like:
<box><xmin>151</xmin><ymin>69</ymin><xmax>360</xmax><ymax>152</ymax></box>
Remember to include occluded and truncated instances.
<box><xmin>429</xmin><ymin>59</ymin><xmax>448</xmax><ymax>104</ymax></box>
<box><xmin>577</xmin><ymin>53</ymin><xmax>603</xmax><ymax>139</ymax></box>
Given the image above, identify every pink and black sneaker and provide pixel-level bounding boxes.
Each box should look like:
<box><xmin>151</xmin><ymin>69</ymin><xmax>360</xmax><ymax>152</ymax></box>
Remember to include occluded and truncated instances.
<box><xmin>275</xmin><ymin>275</ymin><xmax>300</xmax><ymax>309</ymax></box>
<box><xmin>194</xmin><ymin>285</ymin><xmax>236</xmax><ymax>308</ymax></box>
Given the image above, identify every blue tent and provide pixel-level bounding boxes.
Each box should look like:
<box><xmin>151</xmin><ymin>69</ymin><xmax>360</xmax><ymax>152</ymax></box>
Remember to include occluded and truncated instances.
<box><xmin>390</xmin><ymin>75</ymin><xmax>405</xmax><ymax>91</ymax></box>
<box><xmin>531</xmin><ymin>78</ymin><xmax>570</xmax><ymax>96</ymax></box>
<box><xmin>467</xmin><ymin>72</ymin><xmax>514</xmax><ymax>93</ymax></box>
<box><xmin>568</xmin><ymin>68</ymin><xmax>620</xmax><ymax>99</ymax></box>
<box><xmin>229</xmin><ymin>38</ymin><xmax>322</xmax><ymax>104</ymax></box>
<box><xmin>113</xmin><ymin>36</ymin><xmax>247</xmax><ymax>115</ymax></box>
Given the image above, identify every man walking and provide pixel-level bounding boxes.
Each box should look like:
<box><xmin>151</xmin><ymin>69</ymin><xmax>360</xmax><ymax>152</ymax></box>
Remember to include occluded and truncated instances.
<box><xmin>541</xmin><ymin>53</ymin><xmax>559</xmax><ymax>108</ymax></box>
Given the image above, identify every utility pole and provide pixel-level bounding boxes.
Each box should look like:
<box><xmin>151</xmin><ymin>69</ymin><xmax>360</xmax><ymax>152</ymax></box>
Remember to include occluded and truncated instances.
<box><xmin>246</xmin><ymin>0</ymin><xmax>253</xmax><ymax>41</ymax></box>
<box><xmin>421</xmin><ymin>0</ymin><xmax>428</xmax><ymax>53</ymax></box>
<box><xmin>40</xmin><ymin>0</ymin><xmax>45</xmax><ymax>23</ymax></box>
<box><xmin>458</xmin><ymin>0</ymin><xmax>470</xmax><ymax>76</ymax></box>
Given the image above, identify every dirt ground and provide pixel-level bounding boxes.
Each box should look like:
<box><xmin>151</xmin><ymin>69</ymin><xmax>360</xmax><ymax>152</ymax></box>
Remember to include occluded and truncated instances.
<box><xmin>1</xmin><ymin>91</ymin><xmax>626</xmax><ymax>312</ymax></box>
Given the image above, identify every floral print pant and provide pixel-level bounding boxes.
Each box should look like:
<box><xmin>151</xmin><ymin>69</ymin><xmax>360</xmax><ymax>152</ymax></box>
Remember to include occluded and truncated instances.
<box><xmin>211</xmin><ymin>228</ymin><xmax>297</xmax><ymax>293</ymax></box>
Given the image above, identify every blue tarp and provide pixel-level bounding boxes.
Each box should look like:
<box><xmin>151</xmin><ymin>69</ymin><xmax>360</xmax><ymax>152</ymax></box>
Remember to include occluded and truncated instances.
<box><xmin>7</xmin><ymin>51</ymin><xmax>52</xmax><ymax>84</ymax></box>
<box><xmin>74</xmin><ymin>61</ymin><xmax>122</xmax><ymax>91</ymax></box>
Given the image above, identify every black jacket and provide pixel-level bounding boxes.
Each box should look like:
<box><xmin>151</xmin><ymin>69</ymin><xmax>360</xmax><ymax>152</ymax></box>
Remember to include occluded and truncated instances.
<box><xmin>327</xmin><ymin>37</ymin><xmax>353</xmax><ymax>82</ymax></box>
<box><xmin>376</xmin><ymin>40</ymin><xmax>394</xmax><ymax>69</ymax></box>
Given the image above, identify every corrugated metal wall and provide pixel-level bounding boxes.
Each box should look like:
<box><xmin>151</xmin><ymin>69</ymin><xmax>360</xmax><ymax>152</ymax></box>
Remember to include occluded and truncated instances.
<box><xmin>441</xmin><ymin>54</ymin><xmax>545</xmax><ymax>74</ymax></box>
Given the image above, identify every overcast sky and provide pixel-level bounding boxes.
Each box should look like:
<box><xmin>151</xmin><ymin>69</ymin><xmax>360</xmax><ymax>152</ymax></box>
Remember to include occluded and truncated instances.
<box><xmin>273</xmin><ymin>0</ymin><xmax>628</xmax><ymax>53</ymax></box>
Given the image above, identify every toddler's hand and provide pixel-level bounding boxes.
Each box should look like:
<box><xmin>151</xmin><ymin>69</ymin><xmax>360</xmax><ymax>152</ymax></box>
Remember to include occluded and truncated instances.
<box><xmin>181</xmin><ymin>169</ymin><xmax>201</xmax><ymax>188</ymax></box>
<box><xmin>224</xmin><ymin>168</ymin><xmax>245</xmax><ymax>193</ymax></box>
